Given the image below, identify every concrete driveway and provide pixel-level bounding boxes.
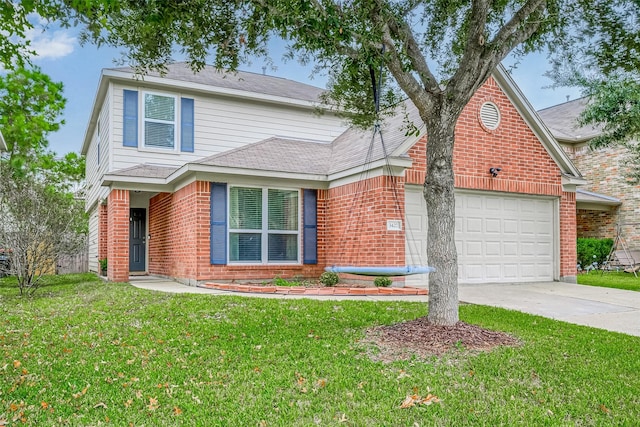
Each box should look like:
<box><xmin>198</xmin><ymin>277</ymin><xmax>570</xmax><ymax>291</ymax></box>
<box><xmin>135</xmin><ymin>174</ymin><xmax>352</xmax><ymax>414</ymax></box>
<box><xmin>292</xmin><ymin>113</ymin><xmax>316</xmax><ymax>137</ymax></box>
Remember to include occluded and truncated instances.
<box><xmin>459</xmin><ymin>281</ymin><xmax>640</xmax><ymax>337</ymax></box>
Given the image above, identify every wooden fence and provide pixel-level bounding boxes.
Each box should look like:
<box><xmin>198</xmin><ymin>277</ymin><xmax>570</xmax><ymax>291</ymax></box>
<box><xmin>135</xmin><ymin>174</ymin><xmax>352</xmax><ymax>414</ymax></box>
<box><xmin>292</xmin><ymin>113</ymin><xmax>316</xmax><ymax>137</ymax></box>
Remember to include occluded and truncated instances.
<box><xmin>56</xmin><ymin>241</ymin><xmax>89</xmax><ymax>274</ymax></box>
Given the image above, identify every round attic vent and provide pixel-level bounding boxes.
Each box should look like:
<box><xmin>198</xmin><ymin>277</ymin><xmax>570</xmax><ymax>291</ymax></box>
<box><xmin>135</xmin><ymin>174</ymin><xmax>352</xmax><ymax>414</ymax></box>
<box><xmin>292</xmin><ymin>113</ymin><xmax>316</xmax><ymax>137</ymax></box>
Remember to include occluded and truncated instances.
<box><xmin>479</xmin><ymin>102</ymin><xmax>500</xmax><ymax>130</ymax></box>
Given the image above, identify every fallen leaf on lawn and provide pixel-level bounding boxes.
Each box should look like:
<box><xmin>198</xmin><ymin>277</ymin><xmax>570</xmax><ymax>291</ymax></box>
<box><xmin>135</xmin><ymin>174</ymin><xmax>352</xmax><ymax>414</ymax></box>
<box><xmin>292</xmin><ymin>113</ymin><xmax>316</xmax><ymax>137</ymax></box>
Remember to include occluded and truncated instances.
<box><xmin>316</xmin><ymin>378</ymin><xmax>327</xmax><ymax>388</ymax></box>
<box><xmin>401</xmin><ymin>395</ymin><xmax>418</xmax><ymax>409</ymax></box>
<box><xmin>173</xmin><ymin>406</ymin><xmax>182</xmax><ymax>416</ymax></box>
<box><xmin>420</xmin><ymin>394</ymin><xmax>441</xmax><ymax>405</ymax></box>
<box><xmin>93</xmin><ymin>402</ymin><xmax>108</xmax><ymax>409</ymax></box>
<box><xmin>124</xmin><ymin>399</ymin><xmax>133</xmax><ymax>408</ymax></box>
<box><xmin>599</xmin><ymin>404</ymin><xmax>611</xmax><ymax>414</ymax></box>
<box><xmin>12</xmin><ymin>360</ymin><xmax>20</xmax><ymax>369</ymax></box>
<box><xmin>73</xmin><ymin>385</ymin><xmax>90</xmax><ymax>399</ymax></box>
<box><xmin>401</xmin><ymin>392</ymin><xmax>441</xmax><ymax>409</ymax></box>
<box><xmin>338</xmin><ymin>413</ymin><xmax>348</xmax><ymax>423</ymax></box>
<box><xmin>148</xmin><ymin>397</ymin><xmax>159</xmax><ymax>411</ymax></box>
<box><xmin>40</xmin><ymin>402</ymin><xmax>49</xmax><ymax>410</ymax></box>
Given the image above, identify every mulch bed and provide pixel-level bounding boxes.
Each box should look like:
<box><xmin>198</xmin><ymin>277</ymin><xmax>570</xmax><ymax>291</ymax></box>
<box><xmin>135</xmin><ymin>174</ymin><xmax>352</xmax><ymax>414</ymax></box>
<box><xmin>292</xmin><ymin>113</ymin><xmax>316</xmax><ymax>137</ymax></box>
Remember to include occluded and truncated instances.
<box><xmin>363</xmin><ymin>317</ymin><xmax>521</xmax><ymax>361</ymax></box>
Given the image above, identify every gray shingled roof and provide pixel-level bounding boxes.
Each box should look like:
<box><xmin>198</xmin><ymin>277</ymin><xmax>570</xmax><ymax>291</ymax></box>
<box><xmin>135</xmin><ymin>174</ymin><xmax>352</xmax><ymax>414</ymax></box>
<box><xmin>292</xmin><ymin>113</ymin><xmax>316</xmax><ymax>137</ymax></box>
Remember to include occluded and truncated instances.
<box><xmin>195</xmin><ymin>137</ymin><xmax>332</xmax><ymax>175</ymax></box>
<box><xmin>109</xmin><ymin>164</ymin><xmax>178</xmax><ymax>179</ymax></box>
<box><xmin>108</xmin><ymin>62</ymin><xmax>324</xmax><ymax>103</ymax></box>
<box><xmin>537</xmin><ymin>97</ymin><xmax>602</xmax><ymax>143</ymax></box>
<box><xmin>328</xmin><ymin>100</ymin><xmax>421</xmax><ymax>174</ymax></box>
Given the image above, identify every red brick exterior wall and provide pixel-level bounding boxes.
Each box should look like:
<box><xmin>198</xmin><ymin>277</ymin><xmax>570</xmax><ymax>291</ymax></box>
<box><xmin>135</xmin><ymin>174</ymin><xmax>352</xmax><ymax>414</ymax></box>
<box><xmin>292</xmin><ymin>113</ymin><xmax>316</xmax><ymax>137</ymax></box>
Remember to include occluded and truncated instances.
<box><xmin>560</xmin><ymin>192</ymin><xmax>578</xmax><ymax>279</ymax></box>
<box><xmin>98</xmin><ymin>204</ymin><xmax>108</xmax><ymax>261</ymax></box>
<box><xmin>107</xmin><ymin>189</ymin><xmax>129</xmax><ymax>282</ymax></box>
<box><xmin>576</xmin><ymin>209</ymin><xmax>618</xmax><ymax>239</ymax></box>
<box><xmin>147</xmin><ymin>182</ymin><xmax>326</xmax><ymax>283</ymax></box>
<box><xmin>405</xmin><ymin>76</ymin><xmax>576</xmax><ymax>280</ymax></box>
<box><xmin>324</xmin><ymin>176</ymin><xmax>406</xmax><ymax>268</ymax></box>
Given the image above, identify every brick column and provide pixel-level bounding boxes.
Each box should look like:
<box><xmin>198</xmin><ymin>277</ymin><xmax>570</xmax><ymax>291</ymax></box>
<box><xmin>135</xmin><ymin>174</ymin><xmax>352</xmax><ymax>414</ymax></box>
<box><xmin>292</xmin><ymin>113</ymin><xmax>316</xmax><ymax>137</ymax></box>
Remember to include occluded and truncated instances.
<box><xmin>107</xmin><ymin>189</ymin><xmax>130</xmax><ymax>282</ymax></box>
<box><xmin>98</xmin><ymin>204</ymin><xmax>108</xmax><ymax>261</ymax></box>
<box><xmin>560</xmin><ymin>191</ymin><xmax>577</xmax><ymax>283</ymax></box>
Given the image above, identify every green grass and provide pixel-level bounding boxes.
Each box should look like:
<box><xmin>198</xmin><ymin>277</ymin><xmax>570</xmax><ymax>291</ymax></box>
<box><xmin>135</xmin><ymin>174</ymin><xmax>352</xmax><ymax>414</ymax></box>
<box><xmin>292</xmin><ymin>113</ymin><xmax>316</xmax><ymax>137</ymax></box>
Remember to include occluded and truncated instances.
<box><xmin>1</xmin><ymin>274</ymin><xmax>639</xmax><ymax>425</ymax></box>
<box><xmin>578</xmin><ymin>271</ymin><xmax>640</xmax><ymax>291</ymax></box>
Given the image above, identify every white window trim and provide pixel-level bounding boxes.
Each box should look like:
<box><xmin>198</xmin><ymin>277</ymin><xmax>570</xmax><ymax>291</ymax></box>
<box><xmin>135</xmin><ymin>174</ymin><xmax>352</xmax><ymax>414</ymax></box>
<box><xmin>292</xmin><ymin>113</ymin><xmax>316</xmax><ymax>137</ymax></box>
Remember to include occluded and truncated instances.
<box><xmin>140</xmin><ymin>90</ymin><xmax>178</xmax><ymax>151</ymax></box>
<box><xmin>227</xmin><ymin>186</ymin><xmax>301</xmax><ymax>265</ymax></box>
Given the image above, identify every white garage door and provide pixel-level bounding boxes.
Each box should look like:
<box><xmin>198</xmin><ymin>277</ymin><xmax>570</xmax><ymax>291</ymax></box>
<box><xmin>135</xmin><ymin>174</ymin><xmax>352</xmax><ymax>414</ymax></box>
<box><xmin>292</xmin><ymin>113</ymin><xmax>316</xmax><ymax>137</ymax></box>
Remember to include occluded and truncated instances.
<box><xmin>405</xmin><ymin>186</ymin><xmax>557</xmax><ymax>284</ymax></box>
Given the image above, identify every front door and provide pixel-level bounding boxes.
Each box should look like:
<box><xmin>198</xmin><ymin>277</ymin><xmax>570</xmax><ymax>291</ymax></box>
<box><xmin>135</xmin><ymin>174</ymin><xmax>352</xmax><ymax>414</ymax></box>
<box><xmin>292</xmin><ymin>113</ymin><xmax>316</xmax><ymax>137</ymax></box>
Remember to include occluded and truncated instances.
<box><xmin>129</xmin><ymin>208</ymin><xmax>146</xmax><ymax>272</ymax></box>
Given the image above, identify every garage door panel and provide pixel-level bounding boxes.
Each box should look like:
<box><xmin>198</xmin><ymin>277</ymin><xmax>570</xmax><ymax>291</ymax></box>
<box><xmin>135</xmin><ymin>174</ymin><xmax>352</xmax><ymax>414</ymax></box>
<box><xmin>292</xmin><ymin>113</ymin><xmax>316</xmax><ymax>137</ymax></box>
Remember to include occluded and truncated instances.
<box><xmin>503</xmin><ymin>264</ymin><xmax>519</xmax><ymax>279</ymax></box>
<box><xmin>485</xmin><ymin>218</ymin><xmax>501</xmax><ymax>233</ymax></box>
<box><xmin>466</xmin><ymin>241</ymin><xmax>483</xmax><ymax>256</ymax></box>
<box><xmin>406</xmin><ymin>186</ymin><xmax>556</xmax><ymax>284</ymax></box>
<box><xmin>466</xmin><ymin>217</ymin><xmax>483</xmax><ymax>233</ymax></box>
<box><xmin>504</xmin><ymin>220</ymin><xmax>518</xmax><ymax>234</ymax></box>
<box><xmin>485</xmin><ymin>241</ymin><xmax>501</xmax><ymax>256</ymax></box>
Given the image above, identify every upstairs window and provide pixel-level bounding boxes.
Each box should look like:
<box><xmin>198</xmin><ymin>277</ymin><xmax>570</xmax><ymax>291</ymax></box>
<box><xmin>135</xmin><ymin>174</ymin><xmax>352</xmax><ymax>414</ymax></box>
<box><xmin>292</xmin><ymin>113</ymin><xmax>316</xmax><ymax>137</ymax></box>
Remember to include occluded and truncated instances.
<box><xmin>144</xmin><ymin>93</ymin><xmax>176</xmax><ymax>149</ymax></box>
<box><xmin>122</xmin><ymin>89</ymin><xmax>194</xmax><ymax>152</ymax></box>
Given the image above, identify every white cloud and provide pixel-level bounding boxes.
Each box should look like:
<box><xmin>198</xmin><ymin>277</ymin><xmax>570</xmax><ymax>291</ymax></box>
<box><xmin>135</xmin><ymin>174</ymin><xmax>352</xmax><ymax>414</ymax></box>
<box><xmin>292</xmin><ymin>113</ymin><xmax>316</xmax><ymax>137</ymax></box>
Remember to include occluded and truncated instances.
<box><xmin>27</xmin><ymin>29</ymin><xmax>76</xmax><ymax>60</ymax></box>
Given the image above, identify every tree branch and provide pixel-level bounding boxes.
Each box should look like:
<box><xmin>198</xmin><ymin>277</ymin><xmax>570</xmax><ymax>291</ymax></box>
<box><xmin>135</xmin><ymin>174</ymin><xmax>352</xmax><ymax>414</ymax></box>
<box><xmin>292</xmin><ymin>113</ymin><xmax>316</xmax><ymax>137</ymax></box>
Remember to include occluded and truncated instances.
<box><xmin>451</xmin><ymin>0</ymin><xmax>547</xmax><ymax>103</ymax></box>
<box><xmin>491</xmin><ymin>0</ymin><xmax>547</xmax><ymax>50</ymax></box>
<box><xmin>385</xmin><ymin>13</ymin><xmax>441</xmax><ymax>94</ymax></box>
<box><xmin>379</xmin><ymin>24</ymin><xmax>434</xmax><ymax>110</ymax></box>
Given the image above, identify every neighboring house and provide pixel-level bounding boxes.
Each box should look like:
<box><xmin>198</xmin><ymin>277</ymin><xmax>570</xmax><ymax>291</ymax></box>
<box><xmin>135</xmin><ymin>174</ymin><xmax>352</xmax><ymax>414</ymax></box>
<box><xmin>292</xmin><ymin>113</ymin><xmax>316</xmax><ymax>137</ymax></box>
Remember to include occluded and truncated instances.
<box><xmin>82</xmin><ymin>62</ymin><xmax>583</xmax><ymax>286</ymax></box>
<box><xmin>0</xmin><ymin>130</ymin><xmax>6</xmax><ymax>151</ymax></box>
<box><xmin>538</xmin><ymin>99</ymin><xmax>638</xmax><ymax>248</ymax></box>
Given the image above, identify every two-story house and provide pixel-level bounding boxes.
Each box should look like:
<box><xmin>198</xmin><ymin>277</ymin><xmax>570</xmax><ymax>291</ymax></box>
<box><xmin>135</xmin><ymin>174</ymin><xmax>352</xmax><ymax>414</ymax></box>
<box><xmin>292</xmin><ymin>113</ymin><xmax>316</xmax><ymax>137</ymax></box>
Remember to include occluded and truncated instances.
<box><xmin>82</xmin><ymin>62</ymin><xmax>583</xmax><ymax>286</ymax></box>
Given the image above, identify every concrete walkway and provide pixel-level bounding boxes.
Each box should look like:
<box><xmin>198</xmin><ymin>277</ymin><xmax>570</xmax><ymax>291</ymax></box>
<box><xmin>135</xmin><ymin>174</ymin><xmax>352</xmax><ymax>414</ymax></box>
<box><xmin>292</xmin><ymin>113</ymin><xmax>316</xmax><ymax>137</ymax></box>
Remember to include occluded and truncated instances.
<box><xmin>129</xmin><ymin>276</ymin><xmax>640</xmax><ymax>337</ymax></box>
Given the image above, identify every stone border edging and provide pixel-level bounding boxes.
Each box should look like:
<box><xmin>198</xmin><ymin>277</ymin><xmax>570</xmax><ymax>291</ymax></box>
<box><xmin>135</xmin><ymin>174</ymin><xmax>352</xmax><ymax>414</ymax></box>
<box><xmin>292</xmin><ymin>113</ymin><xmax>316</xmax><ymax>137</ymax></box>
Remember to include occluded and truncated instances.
<box><xmin>202</xmin><ymin>283</ymin><xmax>428</xmax><ymax>296</ymax></box>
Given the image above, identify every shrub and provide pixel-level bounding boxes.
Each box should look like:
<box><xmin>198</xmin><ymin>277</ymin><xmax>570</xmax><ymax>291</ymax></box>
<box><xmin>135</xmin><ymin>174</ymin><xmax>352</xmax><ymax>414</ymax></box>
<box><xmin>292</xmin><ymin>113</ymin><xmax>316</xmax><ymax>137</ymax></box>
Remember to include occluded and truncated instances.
<box><xmin>577</xmin><ymin>238</ymin><xmax>614</xmax><ymax>268</ymax></box>
<box><xmin>374</xmin><ymin>276</ymin><xmax>392</xmax><ymax>287</ymax></box>
<box><xmin>319</xmin><ymin>272</ymin><xmax>339</xmax><ymax>287</ymax></box>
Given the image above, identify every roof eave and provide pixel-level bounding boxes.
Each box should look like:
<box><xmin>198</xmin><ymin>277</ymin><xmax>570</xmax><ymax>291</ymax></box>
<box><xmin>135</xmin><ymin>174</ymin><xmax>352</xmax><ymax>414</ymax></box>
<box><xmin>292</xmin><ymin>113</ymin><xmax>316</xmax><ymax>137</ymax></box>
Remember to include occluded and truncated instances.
<box><xmin>105</xmin><ymin>68</ymin><xmax>326</xmax><ymax>108</ymax></box>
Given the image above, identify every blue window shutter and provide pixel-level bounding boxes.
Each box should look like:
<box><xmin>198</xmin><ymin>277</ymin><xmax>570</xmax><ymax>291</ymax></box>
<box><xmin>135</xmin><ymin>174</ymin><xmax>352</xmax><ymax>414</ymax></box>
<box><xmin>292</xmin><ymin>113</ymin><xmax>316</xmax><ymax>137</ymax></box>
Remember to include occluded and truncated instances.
<box><xmin>123</xmin><ymin>90</ymin><xmax>138</xmax><ymax>147</ymax></box>
<box><xmin>210</xmin><ymin>182</ymin><xmax>227</xmax><ymax>265</ymax></box>
<box><xmin>180</xmin><ymin>97</ymin><xmax>194</xmax><ymax>152</ymax></box>
<box><xmin>303</xmin><ymin>189</ymin><xmax>317</xmax><ymax>264</ymax></box>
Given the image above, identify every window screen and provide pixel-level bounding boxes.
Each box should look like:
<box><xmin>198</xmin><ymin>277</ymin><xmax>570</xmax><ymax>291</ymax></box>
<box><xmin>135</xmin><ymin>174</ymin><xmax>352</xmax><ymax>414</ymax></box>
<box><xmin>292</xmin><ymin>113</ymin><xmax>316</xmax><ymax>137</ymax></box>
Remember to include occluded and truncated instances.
<box><xmin>144</xmin><ymin>93</ymin><xmax>176</xmax><ymax>148</ymax></box>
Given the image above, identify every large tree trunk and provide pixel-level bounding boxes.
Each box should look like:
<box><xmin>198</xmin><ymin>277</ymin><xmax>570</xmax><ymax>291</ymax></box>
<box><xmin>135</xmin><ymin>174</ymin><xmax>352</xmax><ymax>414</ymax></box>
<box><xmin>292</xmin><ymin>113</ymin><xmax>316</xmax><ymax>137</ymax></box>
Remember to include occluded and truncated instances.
<box><xmin>423</xmin><ymin>105</ymin><xmax>460</xmax><ymax>326</ymax></box>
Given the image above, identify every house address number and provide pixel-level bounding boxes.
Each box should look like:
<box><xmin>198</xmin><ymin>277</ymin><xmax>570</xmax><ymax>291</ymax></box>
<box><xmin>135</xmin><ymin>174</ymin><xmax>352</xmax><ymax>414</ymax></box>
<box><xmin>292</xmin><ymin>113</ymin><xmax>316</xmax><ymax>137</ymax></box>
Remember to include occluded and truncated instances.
<box><xmin>387</xmin><ymin>220</ymin><xmax>402</xmax><ymax>231</ymax></box>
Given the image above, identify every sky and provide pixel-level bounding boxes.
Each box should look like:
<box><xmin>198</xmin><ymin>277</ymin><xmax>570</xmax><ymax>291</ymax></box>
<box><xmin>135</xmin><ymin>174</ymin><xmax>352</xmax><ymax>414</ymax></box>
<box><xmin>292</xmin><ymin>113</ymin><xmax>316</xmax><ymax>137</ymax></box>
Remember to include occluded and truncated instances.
<box><xmin>25</xmin><ymin>26</ymin><xmax>583</xmax><ymax>156</ymax></box>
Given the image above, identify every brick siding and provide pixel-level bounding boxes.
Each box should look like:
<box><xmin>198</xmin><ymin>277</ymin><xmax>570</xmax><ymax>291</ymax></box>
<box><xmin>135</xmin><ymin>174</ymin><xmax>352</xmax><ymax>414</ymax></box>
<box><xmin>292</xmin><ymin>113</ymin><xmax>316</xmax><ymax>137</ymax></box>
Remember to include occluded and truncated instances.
<box><xmin>98</xmin><ymin>204</ymin><xmax>108</xmax><ymax>261</ymax></box>
<box><xmin>576</xmin><ymin>209</ymin><xmax>618</xmax><ymax>239</ymax></box>
<box><xmin>571</xmin><ymin>145</ymin><xmax>640</xmax><ymax>248</ymax></box>
<box><xmin>106</xmin><ymin>189</ymin><xmax>129</xmax><ymax>282</ymax></box>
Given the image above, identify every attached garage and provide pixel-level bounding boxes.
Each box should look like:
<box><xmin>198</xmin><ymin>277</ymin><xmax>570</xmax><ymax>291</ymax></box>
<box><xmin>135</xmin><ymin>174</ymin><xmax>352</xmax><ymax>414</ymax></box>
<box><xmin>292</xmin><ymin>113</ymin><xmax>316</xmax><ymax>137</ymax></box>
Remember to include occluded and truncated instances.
<box><xmin>405</xmin><ymin>185</ymin><xmax>558</xmax><ymax>285</ymax></box>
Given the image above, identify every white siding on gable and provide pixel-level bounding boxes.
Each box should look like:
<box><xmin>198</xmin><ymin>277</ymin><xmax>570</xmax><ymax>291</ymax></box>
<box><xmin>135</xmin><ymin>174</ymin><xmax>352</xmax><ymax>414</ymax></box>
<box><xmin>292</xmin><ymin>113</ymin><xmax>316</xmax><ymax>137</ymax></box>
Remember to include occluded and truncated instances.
<box><xmin>86</xmin><ymin>87</ymin><xmax>112</xmax><ymax>210</ymax></box>
<box><xmin>110</xmin><ymin>82</ymin><xmax>347</xmax><ymax>172</ymax></box>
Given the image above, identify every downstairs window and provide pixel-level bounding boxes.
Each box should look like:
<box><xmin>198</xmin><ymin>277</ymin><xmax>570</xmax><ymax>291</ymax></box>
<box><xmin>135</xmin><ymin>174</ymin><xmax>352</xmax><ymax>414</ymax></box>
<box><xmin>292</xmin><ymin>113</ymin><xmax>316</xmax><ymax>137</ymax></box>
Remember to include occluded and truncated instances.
<box><xmin>228</xmin><ymin>187</ymin><xmax>299</xmax><ymax>263</ymax></box>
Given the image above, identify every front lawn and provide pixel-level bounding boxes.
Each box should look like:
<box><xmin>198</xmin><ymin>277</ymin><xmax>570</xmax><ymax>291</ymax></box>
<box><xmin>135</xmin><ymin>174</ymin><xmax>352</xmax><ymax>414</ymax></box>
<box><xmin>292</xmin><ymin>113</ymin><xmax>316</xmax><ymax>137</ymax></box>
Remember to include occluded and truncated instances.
<box><xmin>578</xmin><ymin>271</ymin><xmax>640</xmax><ymax>291</ymax></box>
<box><xmin>1</xmin><ymin>274</ymin><xmax>639</xmax><ymax>425</ymax></box>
